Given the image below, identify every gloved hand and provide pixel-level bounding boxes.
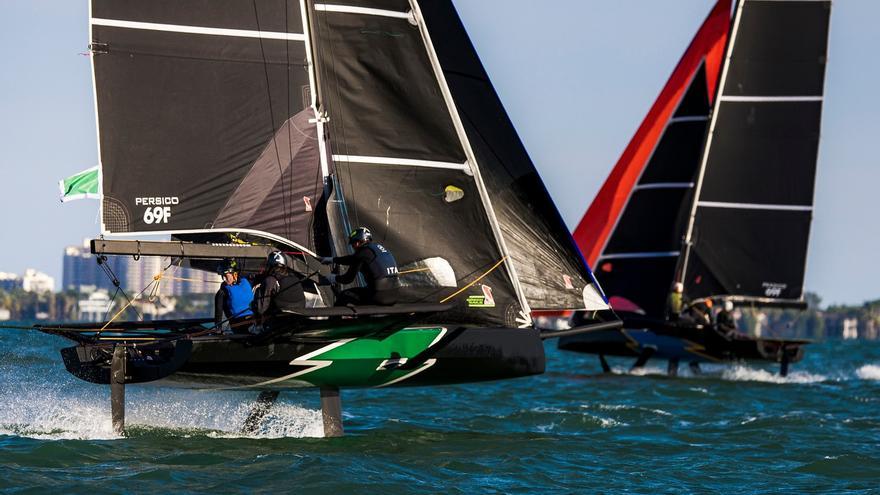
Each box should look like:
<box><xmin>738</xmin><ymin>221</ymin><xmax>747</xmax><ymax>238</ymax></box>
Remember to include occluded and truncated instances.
<box><xmin>319</xmin><ymin>256</ymin><xmax>334</xmax><ymax>265</ymax></box>
<box><xmin>324</xmin><ymin>273</ymin><xmax>336</xmax><ymax>285</ymax></box>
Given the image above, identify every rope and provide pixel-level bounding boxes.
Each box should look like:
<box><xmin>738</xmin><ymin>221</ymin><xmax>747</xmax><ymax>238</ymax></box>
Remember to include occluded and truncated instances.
<box><xmin>440</xmin><ymin>257</ymin><xmax>507</xmax><ymax>304</ymax></box>
<box><xmin>399</xmin><ymin>267</ymin><xmax>431</xmax><ymax>275</ymax></box>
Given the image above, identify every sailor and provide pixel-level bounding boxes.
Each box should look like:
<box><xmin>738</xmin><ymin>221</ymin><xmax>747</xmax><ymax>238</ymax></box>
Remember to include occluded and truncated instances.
<box><xmin>665</xmin><ymin>282</ymin><xmax>686</xmax><ymax>321</ymax></box>
<box><xmin>684</xmin><ymin>299</ymin><xmax>713</xmax><ymax>326</ymax></box>
<box><xmin>252</xmin><ymin>251</ymin><xmax>307</xmax><ymax>316</ymax></box>
<box><xmin>715</xmin><ymin>300</ymin><xmax>737</xmax><ymax>338</ymax></box>
<box><xmin>321</xmin><ymin>227</ymin><xmax>401</xmax><ymax>306</ymax></box>
<box><xmin>214</xmin><ymin>259</ymin><xmax>254</xmax><ymax>334</ymax></box>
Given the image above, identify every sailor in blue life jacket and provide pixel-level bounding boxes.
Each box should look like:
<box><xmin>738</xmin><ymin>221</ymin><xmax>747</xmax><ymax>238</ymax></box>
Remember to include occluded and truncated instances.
<box><xmin>213</xmin><ymin>259</ymin><xmax>254</xmax><ymax>334</ymax></box>
<box><xmin>252</xmin><ymin>251</ymin><xmax>307</xmax><ymax>317</ymax></box>
<box><xmin>320</xmin><ymin>227</ymin><xmax>401</xmax><ymax>306</ymax></box>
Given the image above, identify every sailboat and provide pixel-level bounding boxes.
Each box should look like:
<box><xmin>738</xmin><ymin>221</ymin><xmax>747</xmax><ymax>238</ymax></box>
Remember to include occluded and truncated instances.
<box><xmin>37</xmin><ymin>0</ymin><xmax>615</xmax><ymax>436</ymax></box>
<box><xmin>559</xmin><ymin>0</ymin><xmax>831</xmax><ymax>376</ymax></box>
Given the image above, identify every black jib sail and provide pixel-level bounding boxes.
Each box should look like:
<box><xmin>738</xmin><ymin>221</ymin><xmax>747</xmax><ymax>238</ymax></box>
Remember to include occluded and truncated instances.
<box><xmin>679</xmin><ymin>0</ymin><xmax>831</xmax><ymax>305</ymax></box>
<box><xmin>89</xmin><ymin>0</ymin><xmax>609</xmax><ymax>327</ymax></box>
<box><xmin>572</xmin><ymin>0</ymin><xmax>731</xmax><ymax>317</ymax></box>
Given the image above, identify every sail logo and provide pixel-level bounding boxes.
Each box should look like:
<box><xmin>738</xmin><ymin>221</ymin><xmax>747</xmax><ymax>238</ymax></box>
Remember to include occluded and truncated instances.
<box><xmin>135</xmin><ymin>197</ymin><xmax>178</xmax><ymax>224</ymax></box>
<box><xmin>762</xmin><ymin>282</ymin><xmax>787</xmax><ymax>297</ymax></box>
<box><xmin>467</xmin><ymin>285</ymin><xmax>496</xmax><ymax>308</ymax></box>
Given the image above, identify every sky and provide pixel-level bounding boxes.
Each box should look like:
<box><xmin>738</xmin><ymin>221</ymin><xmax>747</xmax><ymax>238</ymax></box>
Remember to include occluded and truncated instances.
<box><xmin>0</xmin><ymin>1</ymin><xmax>876</xmax><ymax>307</ymax></box>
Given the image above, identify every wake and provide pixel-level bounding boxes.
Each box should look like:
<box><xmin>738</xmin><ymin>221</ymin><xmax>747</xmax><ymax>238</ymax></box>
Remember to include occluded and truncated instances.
<box><xmin>0</xmin><ymin>384</ymin><xmax>324</xmax><ymax>440</ymax></box>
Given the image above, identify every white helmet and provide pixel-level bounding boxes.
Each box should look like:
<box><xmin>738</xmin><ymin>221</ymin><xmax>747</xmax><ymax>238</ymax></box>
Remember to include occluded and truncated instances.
<box><xmin>267</xmin><ymin>251</ymin><xmax>287</xmax><ymax>267</ymax></box>
<box><xmin>724</xmin><ymin>300</ymin><xmax>734</xmax><ymax>312</ymax></box>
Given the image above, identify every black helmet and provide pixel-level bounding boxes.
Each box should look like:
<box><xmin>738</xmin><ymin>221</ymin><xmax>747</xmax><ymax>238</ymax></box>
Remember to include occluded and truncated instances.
<box><xmin>218</xmin><ymin>259</ymin><xmax>239</xmax><ymax>275</ymax></box>
<box><xmin>348</xmin><ymin>227</ymin><xmax>372</xmax><ymax>246</ymax></box>
<box><xmin>267</xmin><ymin>251</ymin><xmax>287</xmax><ymax>267</ymax></box>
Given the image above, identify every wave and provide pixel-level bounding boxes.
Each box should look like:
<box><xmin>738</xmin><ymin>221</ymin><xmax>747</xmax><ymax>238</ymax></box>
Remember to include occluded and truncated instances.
<box><xmin>855</xmin><ymin>364</ymin><xmax>880</xmax><ymax>381</ymax></box>
<box><xmin>720</xmin><ymin>365</ymin><xmax>828</xmax><ymax>384</ymax></box>
<box><xmin>0</xmin><ymin>385</ymin><xmax>324</xmax><ymax>440</ymax></box>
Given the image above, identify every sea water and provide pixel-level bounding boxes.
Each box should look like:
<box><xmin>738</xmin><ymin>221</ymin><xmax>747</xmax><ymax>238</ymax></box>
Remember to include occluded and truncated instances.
<box><xmin>1</xmin><ymin>325</ymin><xmax>878</xmax><ymax>493</ymax></box>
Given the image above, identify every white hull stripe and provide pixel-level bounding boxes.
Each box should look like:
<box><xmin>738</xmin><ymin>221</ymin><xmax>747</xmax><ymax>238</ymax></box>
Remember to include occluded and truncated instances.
<box><xmin>314</xmin><ymin>4</ymin><xmax>412</xmax><ymax>19</ymax></box>
<box><xmin>91</xmin><ymin>18</ymin><xmax>306</xmax><ymax>41</ymax></box>
<box><xmin>332</xmin><ymin>154</ymin><xmax>469</xmax><ymax>171</ymax></box>
<box><xmin>670</xmin><ymin>115</ymin><xmax>709</xmax><ymax>123</ymax></box>
<box><xmin>698</xmin><ymin>201</ymin><xmax>813</xmax><ymax>212</ymax></box>
<box><xmin>601</xmin><ymin>251</ymin><xmax>680</xmax><ymax>260</ymax></box>
<box><xmin>719</xmin><ymin>95</ymin><xmax>823</xmax><ymax>102</ymax></box>
<box><xmin>635</xmin><ymin>182</ymin><xmax>694</xmax><ymax>190</ymax></box>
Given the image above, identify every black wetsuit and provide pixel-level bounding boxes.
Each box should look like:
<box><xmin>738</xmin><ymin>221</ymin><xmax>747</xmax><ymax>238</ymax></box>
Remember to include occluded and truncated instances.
<box><xmin>253</xmin><ymin>270</ymin><xmax>306</xmax><ymax>316</ymax></box>
<box><xmin>333</xmin><ymin>242</ymin><xmax>400</xmax><ymax>306</ymax></box>
<box><xmin>716</xmin><ymin>309</ymin><xmax>737</xmax><ymax>338</ymax></box>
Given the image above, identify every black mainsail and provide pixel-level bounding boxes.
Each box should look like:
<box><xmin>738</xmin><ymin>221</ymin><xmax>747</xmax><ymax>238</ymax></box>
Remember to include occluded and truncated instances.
<box><xmin>679</xmin><ymin>0</ymin><xmax>831</xmax><ymax>306</ymax></box>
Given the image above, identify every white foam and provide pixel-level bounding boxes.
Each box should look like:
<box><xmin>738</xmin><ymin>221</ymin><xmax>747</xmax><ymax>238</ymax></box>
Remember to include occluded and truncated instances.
<box><xmin>0</xmin><ymin>384</ymin><xmax>324</xmax><ymax>440</ymax></box>
<box><xmin>721</xmin><ymin>365</ymin><xmax>827</xmax><ymax>384</ymax></box>
<box><xmin>855</xmin><ymin>364</ymin><xmax>880</xmax><ymax>381</ymax></box>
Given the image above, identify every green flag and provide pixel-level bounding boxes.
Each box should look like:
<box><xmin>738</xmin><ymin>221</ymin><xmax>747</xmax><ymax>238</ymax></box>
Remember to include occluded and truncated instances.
<box><xmin>59</xmin><ymin>166</ymin><xmax>99</xmax><ymax>202</ymax></box>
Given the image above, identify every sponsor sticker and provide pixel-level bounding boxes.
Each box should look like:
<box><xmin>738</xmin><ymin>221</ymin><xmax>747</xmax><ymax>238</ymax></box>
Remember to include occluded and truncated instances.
<box><xmin>762</xmin><ymin>282</ymin><xmax>787</xmax><ymax>297</ymax></box>
<box><xmin>467</xmin><ymin>286</ymin><xmax>496</xmax><ymax>308</ymax></box>
<box><xmin>563</xmin><ymin>274</ymin><xmax>574</xmax><ymax>289</ymax></box>
<box><xmin>303</xmin><ymin>196</ymin><xmax>313</xmax><ymax>212</ymax></box>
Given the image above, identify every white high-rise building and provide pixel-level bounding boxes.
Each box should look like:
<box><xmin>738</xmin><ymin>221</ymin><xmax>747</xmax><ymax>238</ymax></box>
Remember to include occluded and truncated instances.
<box><xmin>22</xmin><ymin>269</ymin><xmax>55</xmax><ymax>293</ymax></box>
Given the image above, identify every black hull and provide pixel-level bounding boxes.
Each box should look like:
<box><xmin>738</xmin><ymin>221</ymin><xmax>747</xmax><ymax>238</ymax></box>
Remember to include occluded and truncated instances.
<box><xmin>558</xmin><ymin>315</ymin><xmax>808</xmax><ymax>365</ymax></box>
<box><xmin>60</xmin><ymin>326</ymin><xmax>545</xmax><ymax>390</ymax></box>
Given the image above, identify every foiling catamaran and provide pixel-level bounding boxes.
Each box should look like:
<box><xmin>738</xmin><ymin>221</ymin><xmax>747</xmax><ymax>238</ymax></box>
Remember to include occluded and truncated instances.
<box><xmin>36</xmin><ymin>0</ymin><xmax>618</xmax><ymax>436</ymax></box>
<box><xmin>559</xmin><ymin>0</ymin><xmax>831</xmax><ymax>377</ymax></box>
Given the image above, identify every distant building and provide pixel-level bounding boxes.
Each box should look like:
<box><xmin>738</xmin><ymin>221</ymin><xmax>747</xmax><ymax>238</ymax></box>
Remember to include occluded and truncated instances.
<box><xmin>22</xmin><ymin>269</ymin><xmax>55</xmax><ymax>293</ymax></box>
<box><xmin>0</xmin><ymin>308</ymin><xmax>10</xmax><ymax>321</ymax></box>
<box><xmin>0</xmin><ymin>272</ymin><xmax>22</xmax><ymax>291</ymax></box>
<box><xmin>842</xmin><ymin>318</ymin><xmax>858</xmax><ymax>340</ymax></box>
<box><xmin>63</xmin><ymin>240</ymin><xmax>220</xmax><ymax>296</ymax></box>
<box><xmin>78</xmin><ymin>290</ymin><xmax>114</xmax><ymax>322</ymax></box>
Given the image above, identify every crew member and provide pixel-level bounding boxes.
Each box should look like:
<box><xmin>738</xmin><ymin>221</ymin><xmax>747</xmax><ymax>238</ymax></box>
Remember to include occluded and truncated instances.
<box><xmin>321</xmin><ymin>227</ymin><xmax>400</xmax><ymax>306</ymax></box>
<box><xmin>665</xmin><ymin>282</ymin><xmax>686</xmax><ymax>321</ymax></box>
<box><xmin>716</xmin><ymin>300</ymin><xmax>737</xmax><ymax>338</ymax></box>
<box><xmin>214</xmin><ymin>259</ymin><xmax>254</xmax><ymax>334</ymax></box>
<box><xmin>252</xmin><ymin>251</ymin><xmax>307</xmax><ymax>316</ymax></box>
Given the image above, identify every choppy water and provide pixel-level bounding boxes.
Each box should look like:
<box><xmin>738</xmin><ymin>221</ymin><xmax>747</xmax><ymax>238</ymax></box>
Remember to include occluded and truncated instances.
<box><xmin>2</xmin><ymin>326</ymin><xmax>879</xmax><ymax>493</ymax></box>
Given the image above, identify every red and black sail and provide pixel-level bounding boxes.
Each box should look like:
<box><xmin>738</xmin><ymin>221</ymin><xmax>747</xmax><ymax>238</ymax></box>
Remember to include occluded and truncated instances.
<box><xmin>573</xmin><ymin>0</ymin><xmax>731</xmax><ymax>316</ymax></box>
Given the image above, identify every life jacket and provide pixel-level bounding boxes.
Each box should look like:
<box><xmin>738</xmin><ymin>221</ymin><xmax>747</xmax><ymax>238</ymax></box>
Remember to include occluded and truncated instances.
<box><xmin>362</xmin><ymin>243</ymin><xmax>400</xmax><ymax>291</ymax></box>
<box><xmin>223</xmin><ymin>278</ymin><xmax>254</xmax><ymax>319</ymax></box>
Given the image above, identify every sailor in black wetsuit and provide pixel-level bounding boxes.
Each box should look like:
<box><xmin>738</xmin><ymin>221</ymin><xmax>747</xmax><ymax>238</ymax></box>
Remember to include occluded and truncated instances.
<box><xmin>715</xmin><ymin>300</ymin><xmax>738</xmax><ymax>339</ymax></box>
<box><xmin>321</xmin><ymin>227</ymin><xmax>400</xmax><ymax>306</ymax></box>
<box><xmin>252</xmin><ymin>251</ymin><xmax>307</xmax><ymax>317</ymax></box>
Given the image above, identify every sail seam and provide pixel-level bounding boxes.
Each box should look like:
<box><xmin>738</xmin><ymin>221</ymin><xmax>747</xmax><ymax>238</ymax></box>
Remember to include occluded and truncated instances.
<box><xmin>697</xmin><ymin>201</ymin><xmax>812</xmax><ymax>211</ymax></box>
<box><xmin>332</xmin><ymin>154</ymin><xmax>468</xmax><ymax>170</ymax></box>
<box><xmin>634</xmin><ymin>182</ymin><xmax>694</xmax><ymax>190</ymax></box>
<box><xmin>669</xmin><ymin>116</ymin><xmax>709</xmax><ymax>123</ymax></box>
<box><xmin>601</xmin><ymin>251</ymin><xmax>680</xmax><ymax>260</ymax></box>
<box><xmin>313</xmin><ymin>4</ymin><xmax>412</xmax><ymax>19</ymax></box>
<box><xmin>719</xmin><ymin>95</ymin><xmax>823</xmax><ymax>102</ymax></box>
<box><xmin>91</xmin><ymin>18</ymin><xmax>307</xmax><ymax>41</ymax></box>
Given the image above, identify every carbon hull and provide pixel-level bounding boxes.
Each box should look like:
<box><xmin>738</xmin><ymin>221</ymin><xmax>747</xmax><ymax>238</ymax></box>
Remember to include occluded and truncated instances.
<box><xmin>558</xmin><ymin>317</ymin><xmax>808</xmax><ymax>366</ymax></box>
<box><xmin>61</xmin><ymin>325</ymin><xmax>545</xmax><ymax>390</ymax></box>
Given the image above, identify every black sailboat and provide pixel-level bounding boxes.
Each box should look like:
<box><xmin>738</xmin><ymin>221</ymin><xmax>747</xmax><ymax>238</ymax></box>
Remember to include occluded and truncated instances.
<box><xmin>37</xmin><ymin>0</ymin><xmax>613</xmax><ymax>436</ymax></box>
<box><xmin>560</xmin><ymin>0</ymin><xmax>831</xmax><ymax>376</ymax></box>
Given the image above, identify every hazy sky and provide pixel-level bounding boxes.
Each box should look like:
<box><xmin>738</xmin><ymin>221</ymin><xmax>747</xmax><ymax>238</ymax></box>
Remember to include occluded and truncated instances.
<box><xmin>0</xmin><ymin>1</ymin><xmax>875</xmax><ymax>306</ymax></box>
